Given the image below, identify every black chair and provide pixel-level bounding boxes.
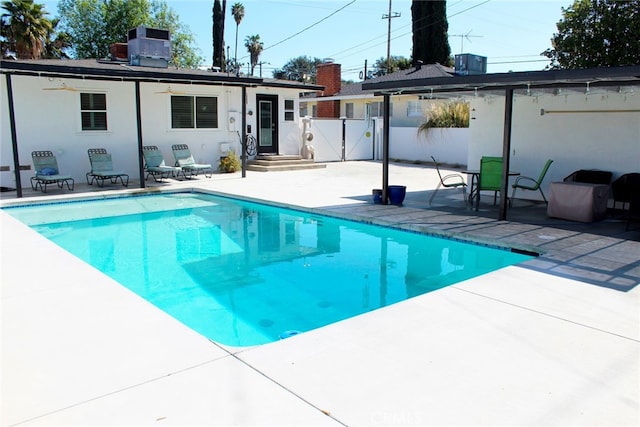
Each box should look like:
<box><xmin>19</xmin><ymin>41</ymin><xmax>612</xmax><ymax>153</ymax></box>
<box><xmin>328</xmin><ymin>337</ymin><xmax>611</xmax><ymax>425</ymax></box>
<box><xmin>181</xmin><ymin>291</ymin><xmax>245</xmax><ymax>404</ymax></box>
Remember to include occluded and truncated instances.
<box><xmin>612</xmin><ymin>173</ymin><xmax>640</xmax><ymax>212</ymax></box>
<box><xmin>627</xmin><ymin>189</ymin><xmax>640</xmax><ymax>231</ymax></box>
<box><xmin>563</xmin><ymin>169</ymin><xmax>612</xmax><ymax>185</ymax></box>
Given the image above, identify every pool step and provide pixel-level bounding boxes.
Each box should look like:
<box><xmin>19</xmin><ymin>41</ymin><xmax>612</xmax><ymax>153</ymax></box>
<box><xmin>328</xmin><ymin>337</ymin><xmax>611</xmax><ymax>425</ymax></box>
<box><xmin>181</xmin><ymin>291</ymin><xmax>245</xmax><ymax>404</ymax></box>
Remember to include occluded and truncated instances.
<box><xmin>247</xmin><ymin>155</ymin><xmax>326</xmax><ymax>172</ymax></box>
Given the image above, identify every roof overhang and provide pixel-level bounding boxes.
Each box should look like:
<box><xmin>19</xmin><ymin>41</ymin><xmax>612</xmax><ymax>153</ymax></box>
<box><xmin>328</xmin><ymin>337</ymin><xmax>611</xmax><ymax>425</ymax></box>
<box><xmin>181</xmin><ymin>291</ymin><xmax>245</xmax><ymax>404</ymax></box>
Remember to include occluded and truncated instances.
<box><xmin>0</xmin><ymin>59</ymin><xmax>325</xmax><ymax>91</ymax></box>
<box><xmin>363</xmin><ymin>65</ymin><xmax>640</xmax><ymax>97</ymax></box>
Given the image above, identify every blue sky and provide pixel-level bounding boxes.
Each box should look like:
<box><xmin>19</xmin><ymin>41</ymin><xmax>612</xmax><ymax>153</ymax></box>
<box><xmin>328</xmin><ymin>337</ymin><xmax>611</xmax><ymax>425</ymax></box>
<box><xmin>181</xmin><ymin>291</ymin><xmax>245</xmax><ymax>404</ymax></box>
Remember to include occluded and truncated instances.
<box><xmin>41</xmin><ymin>0</ymin><xmax>571</xmax><ymax>80</ymax></box>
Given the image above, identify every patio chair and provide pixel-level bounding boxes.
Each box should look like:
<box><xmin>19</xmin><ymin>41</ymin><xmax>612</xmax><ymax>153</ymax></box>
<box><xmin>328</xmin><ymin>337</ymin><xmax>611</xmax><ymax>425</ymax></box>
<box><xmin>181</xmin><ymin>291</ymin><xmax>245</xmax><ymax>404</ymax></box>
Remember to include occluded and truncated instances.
<box><xmin>171</xmin><ymin>144</ymin><xmax>212</xmax><ymax>178</ymax></box>
<box><xmin>612</xmin><ymin>172</ymin><xmax>640</xmax><ymax>212</ymax></box>
<box><xmin>30</xmin><ymin>151</ymin><xmax>74</xmax><ymax>193</ymax></box>
<box><xmin>86</xmin><ymin>148</ymin><xmax>129</xmax><ymax>187</ymax></box>
<box><xmin>510</xmin><ymin>159</ymin><xmax>553</xmax><ymax>206</ymax></box>
<box><xmin>563</xmin><ymin>169</ymin><xmax>612</xmax><ymax>185</ymax></box>
<box><xmin>429</xmin><ymin>156</ymin><xmax>467</xmax><ymax>205</ymax></box>
<box><xmin>142</xmin><ymin>146</ymin><xmax>183</xmax><ymax>182</ymax></box>
<box><xmin>474</xmin><ymin>156</ymin><xmax>503</xmax><ymax>210</ymax></box>
<box><xmin>626</xmin><ymin>189</ymin><xmax>640</xmax><ymax>231</ymax></box>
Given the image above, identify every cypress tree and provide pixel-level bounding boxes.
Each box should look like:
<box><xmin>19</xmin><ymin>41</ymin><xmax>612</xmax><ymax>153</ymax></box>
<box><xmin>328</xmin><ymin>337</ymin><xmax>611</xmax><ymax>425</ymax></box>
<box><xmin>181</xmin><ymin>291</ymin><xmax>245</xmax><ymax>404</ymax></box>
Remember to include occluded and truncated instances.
<box><xmin>212</xmin><ymin>0</ymin><xmax>225</xmax><ymax>70</ymax></box>
<box><xmin>411</xmin><ymin>0</ymin><xmax>451</xmax><ymax>66</ymax></box>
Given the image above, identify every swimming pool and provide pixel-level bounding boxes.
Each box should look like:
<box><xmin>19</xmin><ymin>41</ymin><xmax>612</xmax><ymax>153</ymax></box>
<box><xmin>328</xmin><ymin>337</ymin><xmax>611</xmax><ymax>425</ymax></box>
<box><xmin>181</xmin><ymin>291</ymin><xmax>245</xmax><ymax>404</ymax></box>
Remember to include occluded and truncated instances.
<box><xmin>4</xmin><ymin>192</ymin><xmax>533</xmax><ymax>346</ymax></box>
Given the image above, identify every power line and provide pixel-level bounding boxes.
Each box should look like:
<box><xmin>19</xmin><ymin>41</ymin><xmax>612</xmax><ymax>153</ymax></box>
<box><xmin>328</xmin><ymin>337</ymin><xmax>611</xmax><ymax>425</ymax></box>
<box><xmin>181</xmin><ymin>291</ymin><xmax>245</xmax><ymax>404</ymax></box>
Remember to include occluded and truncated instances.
<box><xmin>262</xmin><ymin>0</ymin><xmax>356</xmax><ymax>53</ymax></box>
<box><xmin>328</xmin><ymin>0</ymin><xmax>492</xmax><ymax>63</ymax></box>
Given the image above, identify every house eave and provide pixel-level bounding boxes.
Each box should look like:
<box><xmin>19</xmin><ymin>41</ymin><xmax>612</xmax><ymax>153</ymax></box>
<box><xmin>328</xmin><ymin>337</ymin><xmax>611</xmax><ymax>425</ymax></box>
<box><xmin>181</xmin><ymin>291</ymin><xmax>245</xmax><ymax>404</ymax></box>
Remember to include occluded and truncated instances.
<box><xmin>0</xmin><ymin>59</ymin><xmax>324</xmax><ymax>91</ymax></box>
<box><xmin>364</xmin><ymin>65</ymin><xmax>640</xmax><ymax>97</ymax></box>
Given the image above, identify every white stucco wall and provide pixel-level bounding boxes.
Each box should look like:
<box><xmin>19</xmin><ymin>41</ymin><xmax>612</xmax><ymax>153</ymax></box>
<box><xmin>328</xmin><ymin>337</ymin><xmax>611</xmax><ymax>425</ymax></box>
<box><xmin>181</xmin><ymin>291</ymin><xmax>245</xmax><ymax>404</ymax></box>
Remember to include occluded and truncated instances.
<box><xmin>389</xmin><ymin>127</ymin><xmax>469</xmax><ymax>166</ymax></box>
<box><xmin>469</xmin><ymin>88</ymin><xmax>640</xmax><ymax>201</ymax></box>
<box><xmin>0</xmin><ymin>75</ymin><xmax>306</xmax><ymax>189</ymax></box>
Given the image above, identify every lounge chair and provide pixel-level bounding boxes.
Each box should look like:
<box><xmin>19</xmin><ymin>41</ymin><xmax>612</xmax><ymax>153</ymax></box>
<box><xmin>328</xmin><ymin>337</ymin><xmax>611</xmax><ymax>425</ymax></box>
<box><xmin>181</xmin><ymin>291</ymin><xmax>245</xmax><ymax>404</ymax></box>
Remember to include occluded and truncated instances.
<box><xmin>510</xmin><ymin>159</ymin><xmax>553</xmax><ymax>206</ymax></box>
<box><xmin>171</xmin><ymin>144</ymin><xmax>212</xmax><ymax>178</ymax></box>
<box><xmin>142</xmin><ymin>146</ymin><xmax>183</xmax><ymax>182</ymax></box>
<box><xmin>86</xmin><ymin>148</ymin><xmax>129</xmax><ymax>187</ymax></box>
<box><xmin>30</xmin><ymin>151</ymin><xmax>74</xmax><ymax>193</ymax></box>
<box><xmin>429</xmin><ymin>155</ymin><xmax>467</xmax><ymax>205</ymax></box>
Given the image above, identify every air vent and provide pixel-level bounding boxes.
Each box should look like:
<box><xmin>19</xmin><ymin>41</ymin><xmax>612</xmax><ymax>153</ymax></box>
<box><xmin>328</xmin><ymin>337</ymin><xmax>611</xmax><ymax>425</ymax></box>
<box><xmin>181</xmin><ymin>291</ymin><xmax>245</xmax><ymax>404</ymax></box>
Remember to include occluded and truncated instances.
<box><xmin>128</xmin><ymin>26</ymin><xmax>170</xmax><ymax>41</ymax></box>
<box><xmin>127</xmin><ymin>26</ymin><xmax>171</xmax><ymax>68</ymax></box>
<box><xmin>454</xmin><ymin>54</ymin><xmax>487</xmax><ymax>76</ymax></box>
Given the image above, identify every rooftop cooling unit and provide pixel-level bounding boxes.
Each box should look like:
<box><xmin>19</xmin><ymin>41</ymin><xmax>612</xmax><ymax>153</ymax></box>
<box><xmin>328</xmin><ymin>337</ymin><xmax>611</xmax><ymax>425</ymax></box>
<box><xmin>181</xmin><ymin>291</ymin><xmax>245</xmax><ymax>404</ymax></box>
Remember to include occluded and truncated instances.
<box><xmin>455</xmin><ymin>54</ymin><xmax>487</xmax><ymax>76</ymax></box>
<box><xmin>128</xmin><ymin>26</ymin><xmax>171</xmax><ymax>68</ymax></box>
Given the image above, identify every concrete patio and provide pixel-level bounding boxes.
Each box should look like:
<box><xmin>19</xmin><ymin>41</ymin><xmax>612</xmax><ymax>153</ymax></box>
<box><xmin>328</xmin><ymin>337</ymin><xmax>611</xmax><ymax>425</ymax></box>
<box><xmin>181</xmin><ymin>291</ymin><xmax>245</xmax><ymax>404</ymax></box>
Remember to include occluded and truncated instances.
<box><xmin>2</xmin><ymin>160</ymin><xmax>638</xmax><ymax>426</ymax></box>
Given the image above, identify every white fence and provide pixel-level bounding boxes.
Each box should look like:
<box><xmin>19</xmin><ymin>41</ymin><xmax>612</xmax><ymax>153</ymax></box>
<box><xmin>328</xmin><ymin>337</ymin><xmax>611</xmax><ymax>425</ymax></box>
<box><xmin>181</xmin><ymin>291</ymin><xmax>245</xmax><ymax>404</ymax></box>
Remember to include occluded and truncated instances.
<box><xmin>304</xmin><ymin>118</ymin><xmax>376</xmax><ymax>162</ymax></box>
<box><xmin>306</xmin><ymin>118</ymin><xmax>469</xmax><ymax>166</ymax></box>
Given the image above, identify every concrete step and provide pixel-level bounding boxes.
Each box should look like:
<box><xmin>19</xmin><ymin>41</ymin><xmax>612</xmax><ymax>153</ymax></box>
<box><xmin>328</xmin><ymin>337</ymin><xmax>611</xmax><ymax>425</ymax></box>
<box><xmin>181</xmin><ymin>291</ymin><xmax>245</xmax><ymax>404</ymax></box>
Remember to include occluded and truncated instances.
<box><xmin>246</xmin><ymin>162</ymin><xmax>327</xmax><ymax>172</ymax></box>
<box><xmin>255</xmin><ymin>154</ymin><xmax>302</xmax><ymax>161</ymax></box>
<box><xmin>249</xmin><ymin>159</ymin><xmax>316</xmax><ymax>167</ymax></box>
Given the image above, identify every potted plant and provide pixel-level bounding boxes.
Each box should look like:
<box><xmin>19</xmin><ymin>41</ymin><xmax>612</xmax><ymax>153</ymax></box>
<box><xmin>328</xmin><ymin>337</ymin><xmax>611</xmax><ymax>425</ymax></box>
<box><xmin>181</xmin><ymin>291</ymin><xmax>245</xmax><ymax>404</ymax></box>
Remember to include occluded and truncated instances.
<box><xmin>218</xmin><ymin>150</ymin><xmax>241</xmax><ymax>173</ymax></box>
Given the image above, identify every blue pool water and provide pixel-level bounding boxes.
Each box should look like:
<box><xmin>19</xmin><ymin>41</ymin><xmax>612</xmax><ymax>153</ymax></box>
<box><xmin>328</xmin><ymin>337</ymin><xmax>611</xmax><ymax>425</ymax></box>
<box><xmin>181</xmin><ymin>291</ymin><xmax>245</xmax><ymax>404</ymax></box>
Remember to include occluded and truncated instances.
<box><xmin>4</xmin><ymin>193</ymin><xmax>533</xmax><ymax>346</ymax></box>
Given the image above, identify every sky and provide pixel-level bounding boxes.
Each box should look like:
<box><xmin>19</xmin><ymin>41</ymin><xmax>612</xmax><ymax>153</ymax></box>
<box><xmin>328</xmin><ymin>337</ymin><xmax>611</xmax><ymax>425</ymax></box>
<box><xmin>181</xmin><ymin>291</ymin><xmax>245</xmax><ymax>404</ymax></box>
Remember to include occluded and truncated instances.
<box><xmin>40</xmin><ymin>0</ymin><xmax>571</xmax><ymax>81</ymax></box>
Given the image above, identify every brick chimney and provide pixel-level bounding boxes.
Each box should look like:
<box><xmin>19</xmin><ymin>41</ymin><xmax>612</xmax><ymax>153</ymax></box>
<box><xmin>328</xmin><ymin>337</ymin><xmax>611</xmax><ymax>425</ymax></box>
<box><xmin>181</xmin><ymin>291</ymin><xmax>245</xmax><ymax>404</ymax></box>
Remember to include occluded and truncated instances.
<box><xmin>316</xmin><ymin>59</ymin><xmax>341</xmax><ymax>118</ymax></box>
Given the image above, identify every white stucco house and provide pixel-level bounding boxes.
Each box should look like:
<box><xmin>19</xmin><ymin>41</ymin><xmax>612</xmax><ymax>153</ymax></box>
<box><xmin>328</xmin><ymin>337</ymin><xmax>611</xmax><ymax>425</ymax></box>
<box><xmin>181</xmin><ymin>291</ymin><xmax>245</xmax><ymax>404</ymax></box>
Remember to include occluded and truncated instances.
<box><xmin>0</xmin><ymin>57</ymin><xmax>323</xmax><ymax>195</ymax></box>
<box><xmin>302</xmin><ymin>60</ymin><xmax>458</xmax><ymax>128</ymax></box>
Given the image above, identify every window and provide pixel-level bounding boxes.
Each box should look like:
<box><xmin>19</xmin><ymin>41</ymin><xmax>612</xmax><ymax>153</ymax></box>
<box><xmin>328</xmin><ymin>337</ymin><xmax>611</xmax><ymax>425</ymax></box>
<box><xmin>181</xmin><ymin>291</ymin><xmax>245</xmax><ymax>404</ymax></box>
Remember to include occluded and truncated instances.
<box><xmin>299</xmin><ymin>102</ymin><xmax>308</xmax><ymax>117</ymax></box>
<box><xmin>345</xmin><ymin>103</ymin><xmax>354</xmax><ymax>118</ymax></box>
<box><xmin>284</xmin><ymin>99</ymin><xmax>295</xmax><ymax>121</ymax></box>
<box><xmin>311</xmin><ymin>104</ymin><xmax>317</xmax><ymax>117</ymax></box>
<box><xmin>367</xmin><ymin>101</ymin><xmax>392</xmax><ymax>118</ymax></box>
<box><xmin>80</xmin><ymin>93</ymin><xmax>107</xmax><ymax>131</ymax></box>
<box><xmin>407</xmin><ymin>100</ymin><xmax>423</xmax><ymax>117</ymax></box>
<box><xmin>171</xmin><ymin>95</ymin><xmax>218</xmax><ymax>129</ymax></box>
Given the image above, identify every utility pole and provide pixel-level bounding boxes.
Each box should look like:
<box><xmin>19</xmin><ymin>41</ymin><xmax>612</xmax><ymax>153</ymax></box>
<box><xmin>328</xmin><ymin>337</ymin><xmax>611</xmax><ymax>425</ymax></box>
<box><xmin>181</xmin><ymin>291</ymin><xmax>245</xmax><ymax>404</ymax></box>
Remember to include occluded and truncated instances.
<box><xmin>257</xmin><ymin>61</ymin><xmax>269</xmax><ymax>78</ymax></box>
<box><xmin>382</xmin><ymin>0</ymin><xmax>400</xmax><ymax>74</ymax></box>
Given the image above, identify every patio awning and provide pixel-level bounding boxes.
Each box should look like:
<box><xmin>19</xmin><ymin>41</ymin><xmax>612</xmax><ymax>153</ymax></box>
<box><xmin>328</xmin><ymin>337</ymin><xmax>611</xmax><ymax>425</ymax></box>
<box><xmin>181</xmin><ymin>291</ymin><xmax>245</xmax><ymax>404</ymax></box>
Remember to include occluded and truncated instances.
<box><xmin>362</xmin><ymin>65</ymin><xmax>640</xmax><ymax>220</ymax></box>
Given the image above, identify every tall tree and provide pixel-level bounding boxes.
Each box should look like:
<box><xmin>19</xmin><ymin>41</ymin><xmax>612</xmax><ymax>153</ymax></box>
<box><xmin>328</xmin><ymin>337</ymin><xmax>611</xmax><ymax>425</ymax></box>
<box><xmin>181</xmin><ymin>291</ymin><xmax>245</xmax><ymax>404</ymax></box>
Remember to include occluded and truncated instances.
<box><xmin>150</xmin><ymin>1</ymin><xmax>202</xmax><ymax>68</ymax></box>
<box><xmin>212</xmin><ymin>0</ymin><xmax>225</xmax><ymax>70</ymax></box>
<box><xmin>57</xmin><ymin>0</ymin><xmax>201</xmax><ymax>67</ymax></box>
<box><xmin>57</xmin><ymin>0</ymin><xmax>106</xmax><ymax>58</ymax></box>
<box><xmin>1</xmin><ymin>0</ymin><xmax>52</xmax><ymax>59</ymax></box>
<box><xmin>542</xmin><ymin>0</ymin><xmax>640</xmax><ymax>69</ymax></box>
<box><xmin>244</xmin><ymin>34</ymin><xmax>262</xmax><ymax>76</ymax></box>
<box><xmin>42</xmin><ymin>17</ymin><xmax>70</xmax><ymax>59</ymax></box>
<box><xmin>230</xmin><ymin>2</ymin><xmax>244</xmax><ymax>75</ymax></box>
<box><xmin>411</xmin><ymin>0</ymin><xmax>451</xmax><ymax>66</ymax></box>
<box><xmin>273</xmin><ymin>56</ymin><xmax>322</xmax><ymax>83</ymax></box>
<box><xmin>371</xmin><ymin>55</ymin><xmax>412</xmax><ymax>77</ymax></box>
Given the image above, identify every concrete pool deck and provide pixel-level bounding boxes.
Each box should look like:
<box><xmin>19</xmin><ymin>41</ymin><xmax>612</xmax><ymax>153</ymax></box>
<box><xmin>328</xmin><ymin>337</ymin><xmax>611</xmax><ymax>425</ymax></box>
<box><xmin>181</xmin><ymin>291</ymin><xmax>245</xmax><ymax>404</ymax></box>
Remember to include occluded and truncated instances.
<box><xmin>1</xmin><ymin>161</ymin><xmax>639</xmax><ymax>426</ymax></box>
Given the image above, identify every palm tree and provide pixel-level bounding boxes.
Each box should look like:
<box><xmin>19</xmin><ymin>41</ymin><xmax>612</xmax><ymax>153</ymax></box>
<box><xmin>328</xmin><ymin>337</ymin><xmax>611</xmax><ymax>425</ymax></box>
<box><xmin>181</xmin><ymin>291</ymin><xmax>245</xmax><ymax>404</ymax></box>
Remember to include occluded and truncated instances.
<box><xmin>230</xmin><ymin>2</ymin><xmax>244</xmax><ymax>75</ymax></box>
<box><xmin>1</xmin><ymin>0</ymin><xmax>52</xmax><ymax>59</ymax></box>
<box><xmin>43</xmin><ymin>17</ymin><xmax>70</xmax><ymax>59</ymax></box>
<box><xmin>244</xmin><ymin>34</ymin><xmax>262</xmax><ymax>76</ymax></box>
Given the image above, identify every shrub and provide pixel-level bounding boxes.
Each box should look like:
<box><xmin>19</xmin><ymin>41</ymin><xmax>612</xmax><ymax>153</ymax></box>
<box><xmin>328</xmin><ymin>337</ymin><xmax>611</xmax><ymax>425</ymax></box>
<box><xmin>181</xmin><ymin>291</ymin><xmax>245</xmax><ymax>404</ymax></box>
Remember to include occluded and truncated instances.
<box><xmin>218</xmin><ymin>150</ymin><xmax>241</xmax><ymax>173</ymax></box>
<box><xmin>418</xmin><ymin>101</ymin><xmax>470</xmax><ymax>136</ymax></box>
